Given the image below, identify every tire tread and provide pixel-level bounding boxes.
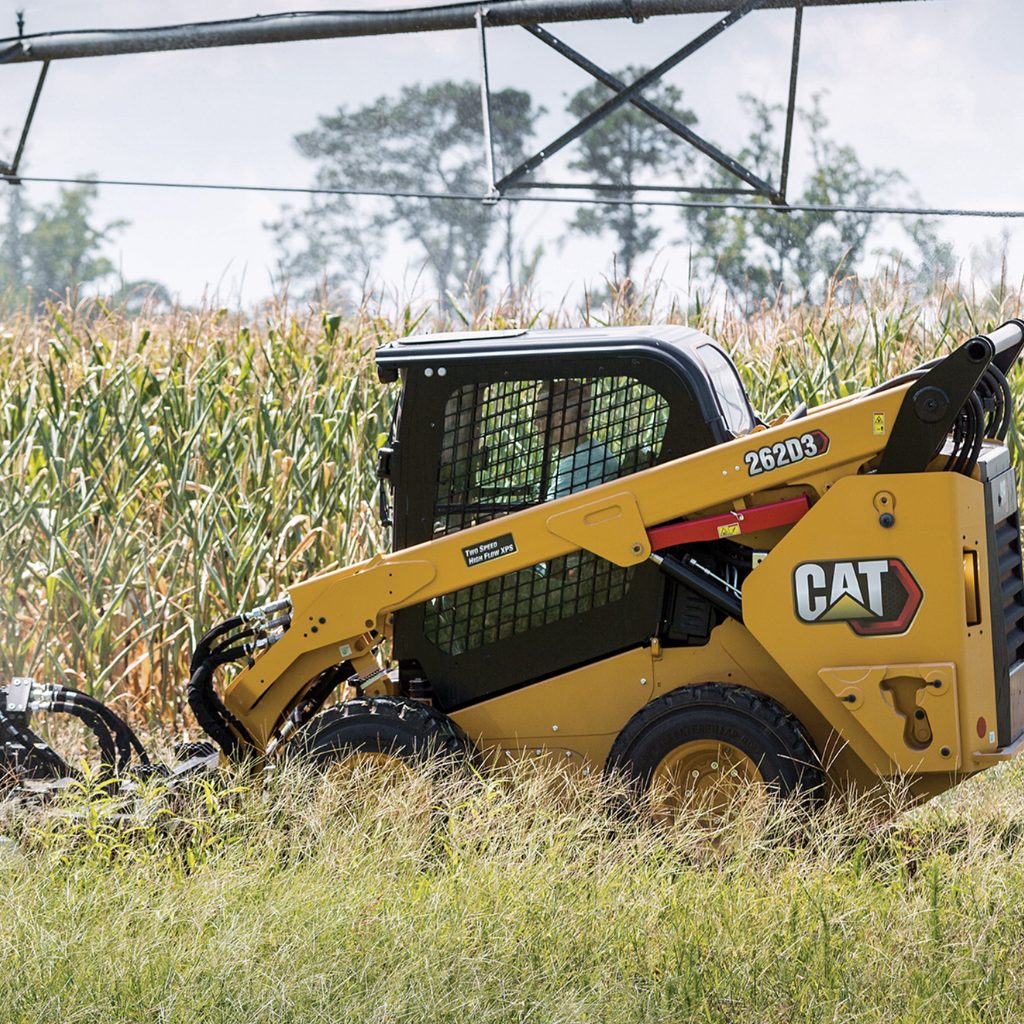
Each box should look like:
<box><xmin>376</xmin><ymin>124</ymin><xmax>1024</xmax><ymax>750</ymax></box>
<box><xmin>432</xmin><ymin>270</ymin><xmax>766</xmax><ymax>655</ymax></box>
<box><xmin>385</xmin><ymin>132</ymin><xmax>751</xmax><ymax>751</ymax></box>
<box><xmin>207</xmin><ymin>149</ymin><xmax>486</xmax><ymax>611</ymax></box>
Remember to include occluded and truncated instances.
<box><xmin>300</xmin><ymin>696</ymin><xmax>472</xmax><ymax>764</ymax></box>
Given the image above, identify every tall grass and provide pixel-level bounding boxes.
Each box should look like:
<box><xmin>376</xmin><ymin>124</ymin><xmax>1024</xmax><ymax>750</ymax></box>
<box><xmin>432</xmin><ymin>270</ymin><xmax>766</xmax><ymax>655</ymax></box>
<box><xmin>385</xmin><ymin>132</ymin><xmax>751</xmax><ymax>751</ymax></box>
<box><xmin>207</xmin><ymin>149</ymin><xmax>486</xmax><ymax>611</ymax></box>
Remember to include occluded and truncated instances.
<box><xmin>2</xmin><ymin>755</ymin><xmax>1024</xmax><ymax>1022</ymax></box>
<box><xmin>0</xmin><ymin>278</ymin><xmax>1021</xmax><ymax>730</ymax></box>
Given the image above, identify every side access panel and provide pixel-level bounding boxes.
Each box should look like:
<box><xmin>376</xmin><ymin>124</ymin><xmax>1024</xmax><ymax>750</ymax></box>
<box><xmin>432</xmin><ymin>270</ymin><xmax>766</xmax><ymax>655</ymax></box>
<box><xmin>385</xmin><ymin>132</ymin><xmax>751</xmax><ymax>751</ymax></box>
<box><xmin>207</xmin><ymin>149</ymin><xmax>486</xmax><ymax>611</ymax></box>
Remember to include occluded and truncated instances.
<box><xmin>743</xmin><ymin>473</ymin><xmax>998</xmax><ymax>776</ymax></box>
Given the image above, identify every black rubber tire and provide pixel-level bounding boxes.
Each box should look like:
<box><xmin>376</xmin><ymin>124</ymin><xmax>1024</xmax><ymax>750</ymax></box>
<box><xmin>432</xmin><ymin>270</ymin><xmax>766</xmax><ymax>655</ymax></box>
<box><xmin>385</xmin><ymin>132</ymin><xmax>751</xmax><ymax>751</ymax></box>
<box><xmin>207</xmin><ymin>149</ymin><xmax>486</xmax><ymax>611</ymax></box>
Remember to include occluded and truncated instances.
<box><xmin>296</xmin><ymin>697</ymin><xmax>474</xmax><ymax>769</ymax></box>
<box><xmin>606</xmin><ymin>682</ymin><xmax>824</xmax><ymax>801</ymax></box>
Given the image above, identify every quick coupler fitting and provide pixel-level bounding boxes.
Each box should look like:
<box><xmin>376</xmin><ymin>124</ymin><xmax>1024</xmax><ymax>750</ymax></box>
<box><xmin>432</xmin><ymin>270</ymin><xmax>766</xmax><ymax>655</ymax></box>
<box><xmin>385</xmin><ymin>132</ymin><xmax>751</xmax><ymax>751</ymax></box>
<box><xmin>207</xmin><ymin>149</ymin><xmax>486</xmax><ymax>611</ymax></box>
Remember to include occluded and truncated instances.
<box><xmin>241</xmin><ymin>596</ymin><xmax>292</xmax><ymax>624</ymax></box>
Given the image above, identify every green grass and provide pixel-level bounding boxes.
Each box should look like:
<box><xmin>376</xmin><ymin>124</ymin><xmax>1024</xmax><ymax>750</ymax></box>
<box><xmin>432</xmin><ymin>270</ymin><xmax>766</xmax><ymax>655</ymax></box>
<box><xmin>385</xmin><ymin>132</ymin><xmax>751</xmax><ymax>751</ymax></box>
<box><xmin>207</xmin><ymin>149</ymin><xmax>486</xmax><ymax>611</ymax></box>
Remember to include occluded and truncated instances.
<box><xmin>3</xmin><ymin>757</ymin><xmax>1024</xmax><ymax>1023</ymax></box>
<box><xmin>3</xmin><ymin>278</ymin><xmax>1024</xmax><ymax>1021</ymax></box>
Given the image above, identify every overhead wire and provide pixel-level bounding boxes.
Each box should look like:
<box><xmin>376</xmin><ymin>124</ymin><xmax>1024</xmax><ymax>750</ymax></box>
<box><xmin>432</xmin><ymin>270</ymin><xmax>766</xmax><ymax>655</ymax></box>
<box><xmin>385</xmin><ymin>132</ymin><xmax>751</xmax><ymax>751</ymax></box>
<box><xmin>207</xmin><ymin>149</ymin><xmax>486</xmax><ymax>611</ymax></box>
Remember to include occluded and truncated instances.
<box><xmin>6</xmin><ymin>174</ymin><xmax>1024</xmax><ymax>218</ymax></box>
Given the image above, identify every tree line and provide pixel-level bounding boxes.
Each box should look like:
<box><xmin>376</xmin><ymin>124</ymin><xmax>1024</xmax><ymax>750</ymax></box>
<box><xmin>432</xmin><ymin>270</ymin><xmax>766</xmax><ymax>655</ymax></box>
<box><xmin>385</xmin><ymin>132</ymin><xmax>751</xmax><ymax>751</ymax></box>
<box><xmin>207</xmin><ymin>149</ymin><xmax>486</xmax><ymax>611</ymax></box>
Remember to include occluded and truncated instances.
<box><xmin>271</xmin><ymin>76</ymin><xmax>956</xmax><ymax>308</ymax></box>
<box><xmin>0</xmin><ymin>73</ymin><xmax>956</xmax><ymax>312</ymax></box>
<box><xmin>0</xmin><ymin>182</ymin><xmax>170</xmax><ymax>312</ymax></box>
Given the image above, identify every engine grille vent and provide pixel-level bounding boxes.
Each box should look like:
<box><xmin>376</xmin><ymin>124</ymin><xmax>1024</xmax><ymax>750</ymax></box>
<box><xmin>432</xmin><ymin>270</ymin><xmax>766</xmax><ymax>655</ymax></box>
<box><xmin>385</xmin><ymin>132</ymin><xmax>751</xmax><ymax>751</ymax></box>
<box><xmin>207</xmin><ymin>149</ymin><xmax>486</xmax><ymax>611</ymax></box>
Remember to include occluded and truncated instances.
<box><xmin>996</xmin><ymin>513</ymin><xmax>1024</xmax><ymax>669</ymax></box>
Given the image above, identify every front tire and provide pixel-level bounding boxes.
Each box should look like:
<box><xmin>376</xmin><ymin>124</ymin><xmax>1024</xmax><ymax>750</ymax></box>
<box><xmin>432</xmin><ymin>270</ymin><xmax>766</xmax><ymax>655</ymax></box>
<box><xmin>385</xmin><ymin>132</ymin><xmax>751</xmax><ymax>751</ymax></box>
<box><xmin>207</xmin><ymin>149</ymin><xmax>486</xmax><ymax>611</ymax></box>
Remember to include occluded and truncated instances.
<box><xmin>297</xmin><ymin>697</ymin><xmax>474</xmax><ymax>770</ymax></box>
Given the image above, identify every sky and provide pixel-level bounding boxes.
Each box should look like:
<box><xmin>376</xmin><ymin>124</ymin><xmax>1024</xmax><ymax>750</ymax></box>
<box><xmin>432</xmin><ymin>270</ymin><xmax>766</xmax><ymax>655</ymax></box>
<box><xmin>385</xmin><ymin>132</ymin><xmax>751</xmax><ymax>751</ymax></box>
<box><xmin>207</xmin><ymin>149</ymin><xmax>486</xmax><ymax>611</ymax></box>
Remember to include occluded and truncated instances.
<box><xmin>1</xmin><ymin>0</ymin><xmax>1022</xmax><ymax>308</ymax></box>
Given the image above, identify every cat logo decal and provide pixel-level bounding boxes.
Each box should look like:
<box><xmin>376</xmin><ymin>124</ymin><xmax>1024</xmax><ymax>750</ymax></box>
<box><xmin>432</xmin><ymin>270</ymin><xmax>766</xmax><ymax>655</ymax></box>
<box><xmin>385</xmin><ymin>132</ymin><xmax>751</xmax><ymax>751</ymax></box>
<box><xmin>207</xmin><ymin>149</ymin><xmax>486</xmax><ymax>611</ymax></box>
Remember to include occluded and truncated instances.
<box><xmin>793</xmin><ymin>558</ymin><xmax>922</xmax><ymax>636</ymax></box>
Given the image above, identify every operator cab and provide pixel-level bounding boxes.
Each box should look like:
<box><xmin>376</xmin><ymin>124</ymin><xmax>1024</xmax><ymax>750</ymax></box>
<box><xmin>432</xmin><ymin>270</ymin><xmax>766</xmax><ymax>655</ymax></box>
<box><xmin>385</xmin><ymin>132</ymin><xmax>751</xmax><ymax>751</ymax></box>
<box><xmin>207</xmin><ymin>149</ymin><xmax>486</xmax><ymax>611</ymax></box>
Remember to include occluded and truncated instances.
<box><xmin>375</xmin><ymin>325</ymin><xmax>759</xmax><ymax>711</ymax></box>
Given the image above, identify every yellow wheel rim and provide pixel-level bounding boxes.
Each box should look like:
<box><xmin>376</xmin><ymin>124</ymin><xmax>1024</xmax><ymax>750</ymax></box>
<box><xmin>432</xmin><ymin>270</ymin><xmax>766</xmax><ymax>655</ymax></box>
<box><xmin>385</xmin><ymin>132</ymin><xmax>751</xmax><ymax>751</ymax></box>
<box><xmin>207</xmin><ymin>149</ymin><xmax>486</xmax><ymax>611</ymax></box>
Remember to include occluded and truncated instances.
<box><xmin>650</xmin><ymin>740</ymin><xmax>763</xmax><ymax>821</ymax></box>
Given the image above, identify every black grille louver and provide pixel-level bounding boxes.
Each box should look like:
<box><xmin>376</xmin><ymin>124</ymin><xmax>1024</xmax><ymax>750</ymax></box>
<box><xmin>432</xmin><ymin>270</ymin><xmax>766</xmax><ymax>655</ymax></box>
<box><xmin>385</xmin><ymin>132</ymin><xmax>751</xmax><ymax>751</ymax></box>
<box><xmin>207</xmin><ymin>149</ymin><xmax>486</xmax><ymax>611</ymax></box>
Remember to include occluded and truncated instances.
<box><xmin>984</xmin><ymin>461</ymin><xmax>1024</xmax><ymax>747</ymax></box>
<box><xmin>997</xmin><ymin>515</ymin><xmax>1024</xmax><ymax>669</ymax></box>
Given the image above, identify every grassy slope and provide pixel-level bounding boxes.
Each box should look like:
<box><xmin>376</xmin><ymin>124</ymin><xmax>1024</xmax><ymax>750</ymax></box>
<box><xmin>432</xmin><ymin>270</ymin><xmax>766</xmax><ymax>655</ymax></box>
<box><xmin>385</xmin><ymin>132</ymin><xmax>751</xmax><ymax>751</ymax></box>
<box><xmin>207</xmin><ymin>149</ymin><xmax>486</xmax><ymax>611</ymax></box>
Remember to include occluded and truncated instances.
<box><xmin>4</xmin><ymin>760</ymin><xmax>1024</xmax><ymax>1024</ymax></box>
<box><xmin>2</xmin><ymin>281</ymin><xmax>1024</xmax><ymax>1021</ymax></box>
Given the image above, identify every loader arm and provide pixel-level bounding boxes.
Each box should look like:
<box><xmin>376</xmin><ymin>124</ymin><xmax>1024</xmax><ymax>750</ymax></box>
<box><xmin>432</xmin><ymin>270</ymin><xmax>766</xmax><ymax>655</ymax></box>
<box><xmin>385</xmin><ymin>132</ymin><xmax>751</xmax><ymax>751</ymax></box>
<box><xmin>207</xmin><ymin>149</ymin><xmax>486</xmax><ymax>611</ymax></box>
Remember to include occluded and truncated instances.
<box><xmin>205</xmin><ymin>321</ymin><xmax>1022</xmax><ymax>756</ymax></box>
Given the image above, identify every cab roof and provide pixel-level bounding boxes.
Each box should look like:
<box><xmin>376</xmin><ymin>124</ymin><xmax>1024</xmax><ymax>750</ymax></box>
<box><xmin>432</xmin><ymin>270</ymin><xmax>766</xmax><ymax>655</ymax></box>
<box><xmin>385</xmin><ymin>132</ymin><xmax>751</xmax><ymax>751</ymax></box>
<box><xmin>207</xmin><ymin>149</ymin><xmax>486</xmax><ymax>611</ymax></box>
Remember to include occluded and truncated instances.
<box><xmin>375</xmin><ymin>324</ymin><xmax>720</xmax><ymax>381</ymax></box>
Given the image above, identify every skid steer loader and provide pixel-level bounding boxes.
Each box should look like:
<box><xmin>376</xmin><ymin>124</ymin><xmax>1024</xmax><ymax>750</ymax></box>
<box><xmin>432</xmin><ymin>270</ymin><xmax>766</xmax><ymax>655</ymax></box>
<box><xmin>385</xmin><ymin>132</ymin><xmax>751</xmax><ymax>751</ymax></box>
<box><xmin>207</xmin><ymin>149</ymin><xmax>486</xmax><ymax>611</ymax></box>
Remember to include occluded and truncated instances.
<box><xmin>4</xmin><ymin>319</ymin><xmax>1024</xmax><ymax>811</ymax></box>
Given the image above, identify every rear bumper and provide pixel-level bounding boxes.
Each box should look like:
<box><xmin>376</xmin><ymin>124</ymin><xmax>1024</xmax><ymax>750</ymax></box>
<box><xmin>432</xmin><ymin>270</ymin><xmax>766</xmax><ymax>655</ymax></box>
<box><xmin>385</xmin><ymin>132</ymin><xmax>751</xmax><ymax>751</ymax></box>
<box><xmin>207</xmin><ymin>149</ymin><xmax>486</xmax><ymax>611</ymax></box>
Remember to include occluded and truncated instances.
<box><xmin>971</xmin><ymin>733</ymin><xmax>1024</xmax><ymax>764</ymax></box>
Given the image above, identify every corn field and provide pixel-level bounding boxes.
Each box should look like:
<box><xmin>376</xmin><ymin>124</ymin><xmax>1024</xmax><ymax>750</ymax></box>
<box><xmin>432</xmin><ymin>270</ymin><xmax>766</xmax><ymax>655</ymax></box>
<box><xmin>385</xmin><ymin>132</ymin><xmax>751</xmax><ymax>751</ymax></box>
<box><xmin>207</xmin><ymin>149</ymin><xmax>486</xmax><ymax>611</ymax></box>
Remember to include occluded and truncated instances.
<box><xmin>1</xmin><ymin>278</ymin><xmax>1021</xmax><ymax>733</ymax></box>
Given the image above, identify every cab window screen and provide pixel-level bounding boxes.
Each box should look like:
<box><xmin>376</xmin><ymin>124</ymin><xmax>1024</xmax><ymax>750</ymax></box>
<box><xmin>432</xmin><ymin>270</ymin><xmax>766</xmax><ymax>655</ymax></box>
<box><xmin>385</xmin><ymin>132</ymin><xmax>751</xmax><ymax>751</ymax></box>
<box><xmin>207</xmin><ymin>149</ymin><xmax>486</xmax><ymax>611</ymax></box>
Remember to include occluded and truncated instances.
<box><xmin>434</xmin><ymin>376</ymin><xmax>669</xmax><ymax>536</ymax></box>
<box><xmin>426</xmin><ymin>376</ymin><xmax>669</xmax><ymax>654</ymax></box>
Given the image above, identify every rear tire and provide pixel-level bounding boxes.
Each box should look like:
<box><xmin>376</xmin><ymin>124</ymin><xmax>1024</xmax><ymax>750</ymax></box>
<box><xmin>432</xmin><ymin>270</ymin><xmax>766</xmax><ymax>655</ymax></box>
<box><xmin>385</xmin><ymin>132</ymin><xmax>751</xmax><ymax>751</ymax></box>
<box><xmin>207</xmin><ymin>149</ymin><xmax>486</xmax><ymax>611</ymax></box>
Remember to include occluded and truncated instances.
<box><xmin>606</xmin><ymin>683</ymin><xmax>823</xmax><ymax>817</ymax></box>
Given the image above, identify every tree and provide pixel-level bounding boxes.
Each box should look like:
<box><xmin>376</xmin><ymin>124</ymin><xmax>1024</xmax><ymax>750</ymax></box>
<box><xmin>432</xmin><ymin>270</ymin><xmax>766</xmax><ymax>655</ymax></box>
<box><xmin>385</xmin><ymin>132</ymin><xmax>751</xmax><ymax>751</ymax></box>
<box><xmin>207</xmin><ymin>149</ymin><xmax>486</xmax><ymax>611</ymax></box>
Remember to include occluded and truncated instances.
<box><xmin>908</xmin><ymin>218</ymin><xmax>957</xmax><ymax>287</ymax></box>
<box><xmin>271</xmin><ymin>81</ymin><xmax>540</xmax><ymax>307</ymax></box>
<box><xmin>490</xmin><ymin>87</ymin><xmax>546</xmax><ymax>294</ymax></box>
<box><xmin>970</xmin><ymin>228</ymin><xmax>1013</xmax><ymax>293</ymax></box>
<box><xmin>565</xmin><ymin>71</ymin><xmax>696</xmax><ymax>285</ymax></box>
<box><xmin>873</xmin><ymin>214</ymin><xmax>957</xmax><ymax>298</ymax></box>
<box><xmin>0</xmin><ymin>184</ymin><xmax>30</xmax><ymax>297</ymax></box>
<box><xmin>0</xmin><ymin>181</ymin><xmax>129</xmax><ymax>306</ymax></box>
<box><xmin>268</xmin><ymin>194</ymin><xmax>373</xmax><ymax>302</ymax></box>
<box><xmin>681</xmin><ymin>95</ymin><xmax>904</xmax><ymax>304</ymax></box>
<box><xmin>108</xmin><ymin>276</ymin><xmax>174</xmax><ymax>315</ymax></box>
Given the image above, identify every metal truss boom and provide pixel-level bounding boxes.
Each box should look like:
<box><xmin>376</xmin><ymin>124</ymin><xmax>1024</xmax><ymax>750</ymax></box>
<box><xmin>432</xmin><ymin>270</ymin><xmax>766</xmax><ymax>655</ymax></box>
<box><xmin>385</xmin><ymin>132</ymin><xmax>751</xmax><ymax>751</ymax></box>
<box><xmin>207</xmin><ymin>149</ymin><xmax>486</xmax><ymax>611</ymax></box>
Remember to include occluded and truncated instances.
<box><xmin>496</xmin><ymin>0</ymin><xmax>766</xmax><ymax>193</ymax></box>
<box><xmin>0</xmin><ymin>60</ymin><xmax>48</xmax><ymax>181</ymax></box>
<box><xmin>515</xmin><ymin>21</ymin><xmax>780</xmax><ymax>200</ymax></box>
<box><xmin>0</xmin><ymin>0</ymin><xmax>940</xmax><ymax>213</ymax></box>
<box><xmin>0</xmin><ymin>0</ymin><xmax>934</xmax><ymax>65</ymax></box>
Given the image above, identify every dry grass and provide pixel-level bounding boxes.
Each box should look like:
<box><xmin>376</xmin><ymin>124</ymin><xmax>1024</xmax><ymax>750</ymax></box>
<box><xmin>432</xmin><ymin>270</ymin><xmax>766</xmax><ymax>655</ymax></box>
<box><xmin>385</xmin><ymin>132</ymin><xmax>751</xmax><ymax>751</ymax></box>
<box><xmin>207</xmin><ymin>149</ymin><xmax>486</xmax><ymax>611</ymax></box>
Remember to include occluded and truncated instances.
<box><xmin>1</xmin><ymin>754</ymin><xmax>1024</xmax><ymax>1023</ymax></box>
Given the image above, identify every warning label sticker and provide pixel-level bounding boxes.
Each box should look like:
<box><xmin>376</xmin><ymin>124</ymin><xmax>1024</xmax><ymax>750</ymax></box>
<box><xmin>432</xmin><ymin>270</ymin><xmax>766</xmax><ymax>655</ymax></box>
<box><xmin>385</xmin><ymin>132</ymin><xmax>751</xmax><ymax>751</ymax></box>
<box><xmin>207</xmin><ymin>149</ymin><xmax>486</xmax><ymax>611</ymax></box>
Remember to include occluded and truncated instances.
<box><xmin>462</xmin><ymin>533</ymin><xmax>517</xmax><ymax>568</ymax></box>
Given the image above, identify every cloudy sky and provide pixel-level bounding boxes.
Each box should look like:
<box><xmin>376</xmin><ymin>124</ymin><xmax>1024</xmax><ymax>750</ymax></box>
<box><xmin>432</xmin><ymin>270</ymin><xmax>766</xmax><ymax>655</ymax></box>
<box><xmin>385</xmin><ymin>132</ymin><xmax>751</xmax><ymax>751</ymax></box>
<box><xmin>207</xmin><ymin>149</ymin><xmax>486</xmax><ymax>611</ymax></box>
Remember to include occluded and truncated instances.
<box><xmin>0</xmin><ymin>0</ymin><xmax>1021</xmax><ymax>307</ymax></box>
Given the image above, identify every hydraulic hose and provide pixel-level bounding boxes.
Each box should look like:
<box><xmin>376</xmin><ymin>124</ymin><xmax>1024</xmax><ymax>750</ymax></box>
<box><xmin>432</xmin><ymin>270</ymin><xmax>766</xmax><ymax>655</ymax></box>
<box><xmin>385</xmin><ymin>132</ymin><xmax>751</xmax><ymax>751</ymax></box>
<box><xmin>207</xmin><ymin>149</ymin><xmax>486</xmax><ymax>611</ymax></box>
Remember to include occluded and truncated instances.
<box><xmin>0</xmin><ymin>693</ymin><xmax>73</xmax><ymax>779</ymax></box>
<box><xmin>28</xmin><ymin>685</ymin><xmax>157</xmax><ymax>774</ymax></box>
<box><xmin>190</xmin><ymin>615</ymin><xmax>244</xmax><ymax>674</ymax></box>
<box><xmin>40</xmin><ymin>685</ymin><xmax>150</xmax><ymax>768</ymax></box>
<box><xmin>187</xmin><ymin>663</ymin><xmax>238</xmax><ymax>759</ymax></box>
<box><xmin>984</xmin><ymin>364</ymin><xmax>1012</xmax><ymax>440</ymax></box>
<box><xmin>962</xmin><ymin>391</ymin><xmax>987</xmax><ymax>475</ymax></box>
<box><xmin>38</xmin><ymin>699</ymin><xmax>119</xmax><ymax>769</ymax></box>
<box><xmin>187</xmin><ymin>658</ymin><xmax>255</xmax><ymax>760</ymax></box>
<box><xmin>187</xmin><ymin>600</ymin><xmax>291</xmax><ymax>760</ymax></box>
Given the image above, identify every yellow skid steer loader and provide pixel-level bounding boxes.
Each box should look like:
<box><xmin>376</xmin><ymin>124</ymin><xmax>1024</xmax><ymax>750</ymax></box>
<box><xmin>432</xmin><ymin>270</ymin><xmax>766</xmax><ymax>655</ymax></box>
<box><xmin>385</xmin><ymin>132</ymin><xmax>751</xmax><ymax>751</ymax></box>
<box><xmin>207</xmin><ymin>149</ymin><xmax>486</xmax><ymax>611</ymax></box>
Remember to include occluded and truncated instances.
<box><xmin>5</xmin><ymin>320</ymin><xmax>1024</xmax><ymax>809</ymax></box>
